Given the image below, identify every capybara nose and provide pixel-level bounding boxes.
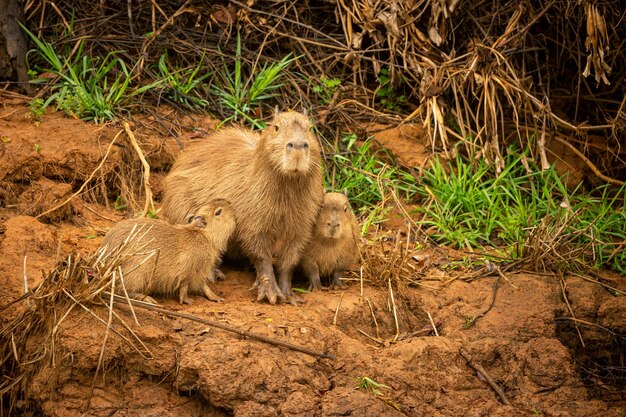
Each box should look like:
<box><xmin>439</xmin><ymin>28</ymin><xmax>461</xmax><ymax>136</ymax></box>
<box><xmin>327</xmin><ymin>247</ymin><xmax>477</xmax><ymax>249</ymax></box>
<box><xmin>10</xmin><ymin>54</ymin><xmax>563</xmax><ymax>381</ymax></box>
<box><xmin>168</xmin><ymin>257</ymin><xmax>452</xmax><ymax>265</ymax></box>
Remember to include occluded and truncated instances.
<box><xmin>287</xmin><ymin>141</ymin><xmax>309</xmax><ymax>151</ymax></box>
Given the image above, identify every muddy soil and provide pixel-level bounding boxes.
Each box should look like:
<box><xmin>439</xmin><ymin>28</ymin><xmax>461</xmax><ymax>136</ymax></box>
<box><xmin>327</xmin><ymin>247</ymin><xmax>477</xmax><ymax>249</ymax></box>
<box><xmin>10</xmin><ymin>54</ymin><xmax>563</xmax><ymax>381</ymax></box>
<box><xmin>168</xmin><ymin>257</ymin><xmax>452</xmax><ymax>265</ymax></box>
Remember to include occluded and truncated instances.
<box><xmin>1</xmin><ymin>102</ymin><xmax>625</xmax><ymax>416</ymax></box>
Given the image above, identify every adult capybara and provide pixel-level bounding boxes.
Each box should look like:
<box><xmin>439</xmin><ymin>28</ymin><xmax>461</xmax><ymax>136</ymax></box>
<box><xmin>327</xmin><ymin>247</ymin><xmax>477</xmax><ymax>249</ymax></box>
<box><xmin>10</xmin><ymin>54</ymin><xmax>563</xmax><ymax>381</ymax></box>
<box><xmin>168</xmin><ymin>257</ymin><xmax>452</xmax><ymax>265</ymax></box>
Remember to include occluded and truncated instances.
<box><xmin>300</xmin><ymin>192</ymin><xmax>359</xmax><ymax>290</ymax></box>
<box><xmin>98</xmin><ymin>199</ymin><xmax>235</xmax><ymax>304</ymax></box>
<box><xmin>161</xmin><ymin>111</ymin><xmax>324</xmax><ymax>304</ymax></box>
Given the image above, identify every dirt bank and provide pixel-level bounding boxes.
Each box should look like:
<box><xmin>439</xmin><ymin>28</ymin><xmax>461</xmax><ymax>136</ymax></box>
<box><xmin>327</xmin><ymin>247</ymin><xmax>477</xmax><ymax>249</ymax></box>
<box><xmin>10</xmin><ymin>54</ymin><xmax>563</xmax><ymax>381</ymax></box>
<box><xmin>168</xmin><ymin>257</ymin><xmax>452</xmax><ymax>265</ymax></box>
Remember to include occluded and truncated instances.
<box><xmin>1</xmin><ymin>102</ymin><xmax>624</xmax><ymax>416</ymax></box>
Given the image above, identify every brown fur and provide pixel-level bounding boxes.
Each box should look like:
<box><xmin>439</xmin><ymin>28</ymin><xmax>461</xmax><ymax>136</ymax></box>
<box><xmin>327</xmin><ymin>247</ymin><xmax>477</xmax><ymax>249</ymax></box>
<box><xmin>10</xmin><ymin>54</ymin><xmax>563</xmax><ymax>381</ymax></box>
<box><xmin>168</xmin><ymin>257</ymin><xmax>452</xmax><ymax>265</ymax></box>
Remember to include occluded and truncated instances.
<box><xmin>98</xmin><ymin>199</ymin><xmax>235</xmax><ymax>304</ymax></box>
<box><xmin>161</xmin><ymin>111</ymin><xmax>324</xmax><ymax>303</ymax></box>
<box><xmin>300</xmin><ymin>192</ymin><xmax>359</xmax><ymax>290</ymax></box>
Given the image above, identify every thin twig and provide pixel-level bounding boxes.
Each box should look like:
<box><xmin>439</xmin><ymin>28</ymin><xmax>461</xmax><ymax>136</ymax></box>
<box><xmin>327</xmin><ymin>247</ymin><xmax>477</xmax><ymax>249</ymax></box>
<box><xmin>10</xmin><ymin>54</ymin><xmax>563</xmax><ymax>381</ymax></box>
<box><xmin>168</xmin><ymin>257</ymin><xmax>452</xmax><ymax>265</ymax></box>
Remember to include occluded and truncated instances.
<box><xmin>86</xmin><ymin>271</ymin><xmax>117</xmax><ymax>411</ymax></box>
<box><xmin>388</xmin><ymin>278</ymin><xmax>400</xmax><ymax>342</ymax></box>
<box><xmin>22</xmin><ymin>256</ymin><xmax>28</xmax><ymax>295</ymax></box>
<box><xmin>122</xmin><ymin>122</ymin><xmax>155</xmax><ymax>216</ymax></box>
<box><xmin>105</xmin><ymin>292</ymin><xmax>336</xmax><ymax>360</ymax></box>
<box><xmin>459</xmin><ymin>347</ymin><xmax>511</xmax><ymax>405</ymax></box>
<box><xmin>560</xmin><ymin>277</ymin><xmax>585</xmax><ymax>347</ymax></box>
<box><xmin>333</xmin><ymin>292</ymin><xmax>344</xmax><ymax>326</ymax></box>
<box><xmin>427</xmin><ymin>312</ymin><xmax>439</xmax><ymax>337</ymax></box>
<box><xmin>552</xmin><ymin>135</ymin><xmax>624</xmax><ymax>186</ymax></box>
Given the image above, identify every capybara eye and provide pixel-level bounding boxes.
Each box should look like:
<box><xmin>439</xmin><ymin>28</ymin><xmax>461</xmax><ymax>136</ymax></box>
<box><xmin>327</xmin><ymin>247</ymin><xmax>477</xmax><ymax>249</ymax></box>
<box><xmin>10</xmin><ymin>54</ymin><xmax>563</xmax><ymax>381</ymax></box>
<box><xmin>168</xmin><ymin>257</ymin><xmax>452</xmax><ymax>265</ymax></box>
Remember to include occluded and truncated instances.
<box><xmin>303</xmin><ymin>143</ymin><xmax>309</xmax><ymax>150</ymax></box>
<box><xmin>215</xmin><ymin>208</ymin><xmax>222</xmax><ymax>216</ymax></box>
<box><xmin>344</xmin><ymin>205</ymin><xmax>348</xmax><ymax>212</ymax></box>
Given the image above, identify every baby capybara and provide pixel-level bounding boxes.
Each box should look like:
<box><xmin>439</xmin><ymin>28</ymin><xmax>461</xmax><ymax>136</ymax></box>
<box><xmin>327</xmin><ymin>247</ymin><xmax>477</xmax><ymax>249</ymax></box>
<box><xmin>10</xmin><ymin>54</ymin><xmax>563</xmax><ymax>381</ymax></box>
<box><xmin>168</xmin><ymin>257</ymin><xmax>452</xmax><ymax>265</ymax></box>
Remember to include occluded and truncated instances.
<box><xmin>98</xmin><ymin>199</ymin><xmax>235</xmax><ymax>304</ymax></box>
<box><xmin>300</xmin><ymin>192</ymin><xmax>359</xmax><ymax>290</ymax></box>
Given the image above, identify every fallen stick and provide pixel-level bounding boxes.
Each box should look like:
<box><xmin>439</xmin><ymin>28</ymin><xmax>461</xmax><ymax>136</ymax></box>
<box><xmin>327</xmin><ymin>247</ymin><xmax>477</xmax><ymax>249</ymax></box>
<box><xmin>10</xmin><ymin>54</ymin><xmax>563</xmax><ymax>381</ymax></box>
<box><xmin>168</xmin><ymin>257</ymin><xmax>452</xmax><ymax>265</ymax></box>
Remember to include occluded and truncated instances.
<box><xmin>459</xmin><ymin>347</ymin><xmax>511</xmax><ymax>405</ymax></box>
<box><xmin>104</xmin><ymin>292</ymin><xmax>336</xmax><ymax>360</ymax></box>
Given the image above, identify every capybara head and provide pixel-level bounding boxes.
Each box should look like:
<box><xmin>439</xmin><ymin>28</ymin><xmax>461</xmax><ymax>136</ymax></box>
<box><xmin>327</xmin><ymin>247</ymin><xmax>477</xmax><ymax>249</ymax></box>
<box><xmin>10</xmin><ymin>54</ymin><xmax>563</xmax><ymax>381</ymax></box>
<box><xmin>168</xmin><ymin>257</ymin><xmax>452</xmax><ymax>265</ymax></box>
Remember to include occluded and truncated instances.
<box><xmin>262</xmin><ymin>111</ymin><xmax>320</xmax><ymax>175</ymax></box>
<box><xmin>314</xmin><ymin>192</ymin><xmax>354</xmax><ymax>240</ymax></box>
<box><xmin>187</xmin><ymin>199</ymin><xmax>236</xmax><ymax>237</ymax></box>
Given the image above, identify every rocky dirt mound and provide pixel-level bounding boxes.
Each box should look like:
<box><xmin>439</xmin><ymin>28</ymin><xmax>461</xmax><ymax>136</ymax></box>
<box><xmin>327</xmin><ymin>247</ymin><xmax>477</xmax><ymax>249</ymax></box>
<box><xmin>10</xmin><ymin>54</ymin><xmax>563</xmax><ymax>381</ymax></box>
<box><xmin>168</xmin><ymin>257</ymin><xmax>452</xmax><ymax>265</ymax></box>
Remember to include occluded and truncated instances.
<box><xmin>1</xmin><ymin>103</ymin><xmax>625</xmax><ymax>416</ymax></box>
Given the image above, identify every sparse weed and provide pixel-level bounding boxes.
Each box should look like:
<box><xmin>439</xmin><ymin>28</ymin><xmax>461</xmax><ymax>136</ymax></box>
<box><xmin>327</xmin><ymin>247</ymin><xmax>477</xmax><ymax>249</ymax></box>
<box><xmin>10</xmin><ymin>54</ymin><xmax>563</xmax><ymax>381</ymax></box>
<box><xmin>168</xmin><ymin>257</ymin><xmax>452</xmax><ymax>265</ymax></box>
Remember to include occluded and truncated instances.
<box><xmin>210</xmin><ymin>34</ymin><xmax>297</xmax><ymax>128</ymax></box>
<box><xmin>32</xmin><ymin>143</ymin><xmax>42</xmax><ymax>153</ymax></box>
<box><xmin>355</xmin><ymin>376</ymin><xmax>390</xmax><ymax>396</ymax></box>
<box><xmin>312</xmin><ymin>76</ymin><xmax>341</xmax><ymax>103</ymax></box>
<box><xmin>146</xmin><ymin>209</ymin><xmax>159</xmax><ymax>219</ymax></box>
<box><xmin>114</xmin><ymin>196</ymin><xmax>126</xmax><ymax>211</ymax></box>
<box><xmin>463</xmin><ymin>316</ymin><xmax>478</xmax><ymax>329</ymax></box>
<box><xmin>375</xmin><ymin>67</ymin><xmax>407</xmax><ymax>112</ymax></box>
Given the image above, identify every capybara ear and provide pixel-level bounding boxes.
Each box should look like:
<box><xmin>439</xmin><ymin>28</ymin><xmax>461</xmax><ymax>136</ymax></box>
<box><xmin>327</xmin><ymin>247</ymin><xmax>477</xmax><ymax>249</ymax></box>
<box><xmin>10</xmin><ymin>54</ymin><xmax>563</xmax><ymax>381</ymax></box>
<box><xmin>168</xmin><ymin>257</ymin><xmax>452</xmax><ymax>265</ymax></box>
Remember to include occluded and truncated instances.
<box><xmin>302</xmin><ymin>107</ymin><xmax>308</xmax><ymax>117</ymax></box>
<box><xmin>186</xmin><ymin>213</ymin><xmax>195</xmax><ymax>223</ymax></box>
<box><xmin>343</xmin><ymin>188</ymin><xmax>348</xmax><ymax>197</ymax></box>
<box><xmin>274</xmin><ymin>105</ymin><xmax>280</xmax><ymax>117</ymax></box>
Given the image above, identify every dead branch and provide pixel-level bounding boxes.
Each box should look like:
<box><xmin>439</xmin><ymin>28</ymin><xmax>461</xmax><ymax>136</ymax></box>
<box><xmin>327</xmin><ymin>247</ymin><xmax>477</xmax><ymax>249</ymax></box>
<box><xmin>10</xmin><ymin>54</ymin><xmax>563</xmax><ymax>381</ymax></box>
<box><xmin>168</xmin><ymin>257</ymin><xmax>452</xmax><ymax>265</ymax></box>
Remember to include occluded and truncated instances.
<box><xmin>105</xmin><ymin>292</ymin><xmax>336</xmax><ymax>360</ymax></box>
<box><xmin>459</xmin><ymin>347</ymin><xmax>511</xmax><ymax>405</ymax></box>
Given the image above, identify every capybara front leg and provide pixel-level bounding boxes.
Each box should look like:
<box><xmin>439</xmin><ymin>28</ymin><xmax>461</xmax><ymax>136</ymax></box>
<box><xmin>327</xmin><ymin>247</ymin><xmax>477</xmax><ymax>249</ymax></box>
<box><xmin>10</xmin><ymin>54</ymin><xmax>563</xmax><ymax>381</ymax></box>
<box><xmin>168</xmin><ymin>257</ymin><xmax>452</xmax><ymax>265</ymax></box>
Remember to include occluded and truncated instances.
<box><xmin>330</xmin><ymin>269</ymin><xmax>345</xmax><ymax>289</ymax></box>
<box><xmin>302</xmin><ymin>258</ymin><xmax>322</xmax><ymax>292</ymax></box>
<box><xmin>251</xmin><ymin>256</ymin><xmax>284</xmax><ymax>304</ymax></box>
<box><xmin>279</xmin><ymin>266</ymin><xmax>302</xmax><ymax>305</ymax></box>
<box><xmin>179</xmin><ymin>283</ymin><xmax>192</xmax><ymax>305</ymax></box>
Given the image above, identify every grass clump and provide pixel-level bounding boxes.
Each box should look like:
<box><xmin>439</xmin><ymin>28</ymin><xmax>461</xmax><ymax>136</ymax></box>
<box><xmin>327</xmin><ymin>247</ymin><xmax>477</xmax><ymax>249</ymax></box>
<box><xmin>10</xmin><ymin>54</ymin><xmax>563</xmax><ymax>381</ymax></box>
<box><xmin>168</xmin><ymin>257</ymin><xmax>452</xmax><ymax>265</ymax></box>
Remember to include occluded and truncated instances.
<box><xmin>151</xmin><ymin>52</ymin><xmax>211</xmax><ymax>110</ymax></box>
<box><xmin>416</xmin><ymin>148</ymin><xmax>626</xmax><ymax>273</ymax></box>
<box><xmin>210</xmin><ymin>35</ymin><xmax>297</xmax><ymax>128</ymax></box>
<box><xmin>22</xmin><ymin>25</ymin><xmax>135</xmax><ymax>123</ymax></box>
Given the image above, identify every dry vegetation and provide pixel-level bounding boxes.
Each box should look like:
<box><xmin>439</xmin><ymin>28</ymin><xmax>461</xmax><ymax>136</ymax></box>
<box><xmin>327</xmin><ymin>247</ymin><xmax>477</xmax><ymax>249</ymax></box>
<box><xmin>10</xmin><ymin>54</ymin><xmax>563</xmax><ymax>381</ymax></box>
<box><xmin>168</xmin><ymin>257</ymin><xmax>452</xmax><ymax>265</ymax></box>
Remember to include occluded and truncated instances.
<box><xmin>21</xmin><ymin>0</ymin><xmax>626</xmax><ymax>182</ymax></box>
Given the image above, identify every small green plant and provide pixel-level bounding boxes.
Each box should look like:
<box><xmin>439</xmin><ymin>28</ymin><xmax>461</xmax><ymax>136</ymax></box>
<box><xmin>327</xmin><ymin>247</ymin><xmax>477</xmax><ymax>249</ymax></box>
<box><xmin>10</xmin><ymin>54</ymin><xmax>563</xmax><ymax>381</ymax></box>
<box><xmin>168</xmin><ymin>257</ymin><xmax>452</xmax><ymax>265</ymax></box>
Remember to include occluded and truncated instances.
<box><xmin>375</xmin><ymin>67</ymin><xmax>407</xmax><ymax>112</ymax></box>
<box><xmin>312</xmin><ymin>76</ymin><xmax>341</xmax><ymax>103</ymax></box>
<box><xmin>29</xmin><ymin>98</ymin><xmax>47</xmax><ymax>122</ymax></box>
<box><xmin>146</xmin><ymin>209</ymin><xmax>159</xmax><ymax>219</ymax></box>
<box><xmin>355</xmin><ymin>376</ymin><xmax>390</xmax><ymax>396</ymax></box>
<box><xmin>113</xmin><ymin>196</ymin><xmax>126</xmax><ymax>211</ymax></box>
<box><xmin>32</xmin><ymin>143</ymin><xmax>42</xmax><ymax>152</ymax></box>
<box><xmin>22</xmin><ymin>24</ymin><xmax>136</xmax><ymax>123</ymax></box>
<box><xmin>86</xmin><ymin>227</ymin><xmax>98</xmax><ymax>239</ymax></box>
<box><xmin>463</xmin><ymin>316</ymin><xmax>478</xmax><ymax>329</ymax></box>
<box><xmin>210</xmin><ymin>34</ymin><xmax>298</xmax><ymax>128</ymax></box>
<box><xmin>153</xmin><ymin>52</ymin><xmax>211</xmax><ymax>110</ymax></box>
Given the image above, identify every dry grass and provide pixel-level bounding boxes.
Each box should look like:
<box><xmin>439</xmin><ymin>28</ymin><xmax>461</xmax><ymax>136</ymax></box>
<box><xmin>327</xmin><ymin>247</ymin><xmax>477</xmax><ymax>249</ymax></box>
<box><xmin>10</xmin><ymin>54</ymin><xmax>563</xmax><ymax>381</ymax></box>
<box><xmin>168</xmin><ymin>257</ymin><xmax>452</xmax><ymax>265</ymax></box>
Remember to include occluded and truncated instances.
<box><xmin>20</xmin><ymin>1</ymin><xmax>626</xmax><ymax>181</ymax></box>
<box><xmin>0</xmin><ymin>239</ymin><xmax>157</xmax><ymax>414</ymax></box>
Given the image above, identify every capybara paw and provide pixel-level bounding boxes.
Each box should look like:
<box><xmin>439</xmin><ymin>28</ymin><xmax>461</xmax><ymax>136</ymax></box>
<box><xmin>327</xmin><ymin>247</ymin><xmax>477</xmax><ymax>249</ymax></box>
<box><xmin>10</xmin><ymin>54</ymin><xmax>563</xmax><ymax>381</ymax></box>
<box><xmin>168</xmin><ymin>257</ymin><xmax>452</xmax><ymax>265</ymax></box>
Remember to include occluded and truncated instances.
<box><xmin>284</xmin><ymin>291</ymin><xmax>305</xmax><ymax>306</ymax></box>
<box><xmin>181</xmin><ymin>297</ymin><xmax>193</xmax><ymax>305</ymax></box>
<box><xmin>136</xmin><ymin>294</ymin><xmax>159</xmax><ymax>305</ymax></box>
<box><xmin>307</xmin><ymin>281</ymin><xmax>322</xmax><ymax>292</ymax></box>
<box><xmin>208</xmin><ymin>294</ymin><xmax>225</xmax><ymax>303</ymax></box>
<box><xmin>329</xmin><ymin>280</ymin><xmax>344</xmax><ymax>290</ymax></box>
<box><xmin>253</xmin><ymin>275</ymin><xmax>284</xmax><ymax>304</ymax></box>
